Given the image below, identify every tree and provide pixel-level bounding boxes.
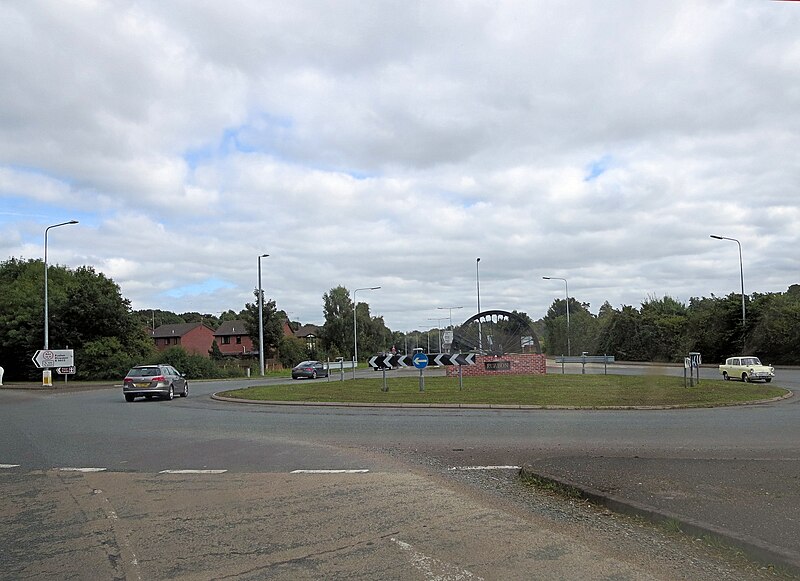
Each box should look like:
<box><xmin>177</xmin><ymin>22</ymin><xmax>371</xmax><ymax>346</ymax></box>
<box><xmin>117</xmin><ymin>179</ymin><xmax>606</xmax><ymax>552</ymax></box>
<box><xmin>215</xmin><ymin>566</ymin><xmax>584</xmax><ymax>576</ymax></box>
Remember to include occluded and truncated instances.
<box><xmin>543</xmin><ymin>298</ymin><xmax>596</xmax><ymax>355</ymax></box>
<box><xmin>0</xmin><ymin>258</ymin><xmax>154</xmax><ymax>380</ymax></box>
<box><xmin>241</xmin><ymin>290</ymin><xmax>284</xmax><ymax>359</ymax></box>
<box><xmin>321</xmin><ymin>286</ymin><xmax>354</xmax><ymax>357</ymax></box>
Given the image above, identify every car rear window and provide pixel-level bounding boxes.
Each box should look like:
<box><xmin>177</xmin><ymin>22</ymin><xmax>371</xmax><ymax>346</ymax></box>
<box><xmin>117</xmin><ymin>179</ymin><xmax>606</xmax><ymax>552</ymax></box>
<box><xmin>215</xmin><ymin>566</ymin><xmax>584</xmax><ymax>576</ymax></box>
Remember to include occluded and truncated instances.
<box><xmin>129</xmin><ymin>367</ymin><xmax>160</xmax><ymax>377</ymax></box>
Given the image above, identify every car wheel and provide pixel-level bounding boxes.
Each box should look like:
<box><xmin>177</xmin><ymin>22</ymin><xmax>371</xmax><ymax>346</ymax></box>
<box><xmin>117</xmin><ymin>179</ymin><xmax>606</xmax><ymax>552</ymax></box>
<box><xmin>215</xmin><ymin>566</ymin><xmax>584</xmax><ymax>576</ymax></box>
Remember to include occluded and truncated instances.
<box><xmin>722</xmin><ymin>372</ymin><xmax>729</xmax><ymax>381</ymax></box>
<box><xmin>125</xmin><ymin>394</ymin><xmax>135</xmax><ymax>402</ymax></box>
<box><xmin>166</xmin><ymin>385</ymin><xmax>174</xmax><ymax>400</ymax></box>
<box><xmin>765</xmin><ymin>378</ymin><xmax>772</xmax><ymax>383</ymax></box>
<box><xmin>181</xmin><ymin>382</ymin><xmax>189</xmax><ymax>397</ymax></box>
<box><xmin>312</xmin><ymin>370</ymin><xmax>317</xmax><ymax>379</ymax></box>
<box><xmin>742</xmin><ymin>373</ymin><xmax>749</xmax><ymax>383</ymax></box>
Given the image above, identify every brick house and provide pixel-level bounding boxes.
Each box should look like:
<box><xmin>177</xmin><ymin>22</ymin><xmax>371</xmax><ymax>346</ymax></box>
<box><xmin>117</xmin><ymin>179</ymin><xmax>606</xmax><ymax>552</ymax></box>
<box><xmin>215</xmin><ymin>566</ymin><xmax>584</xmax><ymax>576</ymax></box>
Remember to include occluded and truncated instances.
<box><xmin>294</xmin><ymin>324</ymin><xmax>322</xmax><ymax>353</ymax></box>
<box><xmin>151</xmin><ymin>323</ymin><xmax>215</xmax><ymax>357</ymax></box>
<box><xmin>213</xmin><ymin>320</ymin><xmax>254</xmax><ymax>357</ymax></box>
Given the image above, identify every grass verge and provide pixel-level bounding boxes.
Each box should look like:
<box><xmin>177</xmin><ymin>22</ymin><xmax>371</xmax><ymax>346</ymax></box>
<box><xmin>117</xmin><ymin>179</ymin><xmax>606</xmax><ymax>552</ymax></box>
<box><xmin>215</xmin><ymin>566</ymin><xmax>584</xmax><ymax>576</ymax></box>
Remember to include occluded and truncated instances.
<box><xmin>218</xmin><ymin>374</ymin><xmax>787</xmax><ymax>407</ymax></box>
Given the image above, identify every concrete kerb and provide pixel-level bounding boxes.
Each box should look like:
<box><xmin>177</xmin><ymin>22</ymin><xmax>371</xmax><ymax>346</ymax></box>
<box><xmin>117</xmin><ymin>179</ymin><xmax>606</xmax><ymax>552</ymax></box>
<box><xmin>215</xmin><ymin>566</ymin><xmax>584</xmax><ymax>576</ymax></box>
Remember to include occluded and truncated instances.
<box><xmin>518</xmin><ymin>466</ymin><xmax>800</xmax><ymax>576</ymax></box>
<box><xmin>210</xmin><ymin>390</ymin><xmax>793</xmax><ymax>409</ymax></box>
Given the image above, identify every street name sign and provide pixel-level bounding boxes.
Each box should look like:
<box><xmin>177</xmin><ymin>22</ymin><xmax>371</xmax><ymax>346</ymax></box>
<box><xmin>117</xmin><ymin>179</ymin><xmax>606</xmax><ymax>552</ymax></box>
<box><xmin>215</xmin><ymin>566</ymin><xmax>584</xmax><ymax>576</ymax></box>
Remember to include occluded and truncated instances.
<box><xmin>31</xmin><ymin>349</ymin><xmax>74</xmax><ymax>369</ymax></box>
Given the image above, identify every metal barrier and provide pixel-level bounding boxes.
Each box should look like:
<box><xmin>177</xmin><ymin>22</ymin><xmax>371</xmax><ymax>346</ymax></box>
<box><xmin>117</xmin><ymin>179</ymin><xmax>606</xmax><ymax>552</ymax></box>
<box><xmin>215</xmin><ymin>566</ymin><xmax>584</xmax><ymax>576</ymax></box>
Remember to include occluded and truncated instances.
<box><xmin>553</xmin><ymin>354</ymin><xmax>615</xmax><ymax>374</ymax></box>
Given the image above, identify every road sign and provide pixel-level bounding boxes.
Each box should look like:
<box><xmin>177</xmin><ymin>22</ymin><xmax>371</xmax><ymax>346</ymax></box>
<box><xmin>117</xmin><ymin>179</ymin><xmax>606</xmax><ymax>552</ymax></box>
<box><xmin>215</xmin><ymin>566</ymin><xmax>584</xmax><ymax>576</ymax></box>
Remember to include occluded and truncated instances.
<box><xmin>368</xmin><ymin>353</ymin><xmax>477</xmax><ymax>369</ymax></box>
<box><xmin>411</xmin><ymin>352</ymin><xmax>429</xmax><ymax>369</ymax></box>
<box><xmin>57</xmin><ymin>366</ymin><xmax>76</xmax><ymax>375</ymax></box>
<box><xmin>31</xmin><ymin>349</ymin><xmax>74</xmax><ymax>369</ymax></box>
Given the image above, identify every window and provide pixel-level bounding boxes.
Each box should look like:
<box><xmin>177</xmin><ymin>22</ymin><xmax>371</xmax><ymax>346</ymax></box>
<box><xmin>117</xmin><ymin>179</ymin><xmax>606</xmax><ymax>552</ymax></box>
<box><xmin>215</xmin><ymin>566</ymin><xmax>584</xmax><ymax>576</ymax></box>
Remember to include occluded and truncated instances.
<box><xmin>221</xmin><ymin>336</ymin><xmax>231</xmax><ymax>345</ymax></box>
<box><xmin>236</xmin><ymin>336</ymin><xmax>242</xmax><ymax>344</ymax></box>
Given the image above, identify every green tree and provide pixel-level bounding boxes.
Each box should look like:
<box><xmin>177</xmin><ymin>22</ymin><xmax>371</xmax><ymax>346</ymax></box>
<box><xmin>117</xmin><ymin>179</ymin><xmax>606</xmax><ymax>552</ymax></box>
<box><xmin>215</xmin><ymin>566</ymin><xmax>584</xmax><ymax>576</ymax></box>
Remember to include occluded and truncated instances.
<box><xmin>0</xmin><ymin>258</ymin><xmax>155</xmax><ymax>380</ymax></box>
<box><xmin>543</xmin><ymin>298</ymin><xmax>596</xmax><ymax>355</ymax></box>
<box><xmin>242</xmin><ymin>290</ymin><xmax>283</xmax><ymax>358</ymax></box>
<box><xmin>278</xmin><ymin>336</ymin><xmax>308</xmax><ymax>368</ymax></box>
<box><xmin>321</xmin><ymin>286</ymin><xmax>354</xmax><ymax>357</ymax></box>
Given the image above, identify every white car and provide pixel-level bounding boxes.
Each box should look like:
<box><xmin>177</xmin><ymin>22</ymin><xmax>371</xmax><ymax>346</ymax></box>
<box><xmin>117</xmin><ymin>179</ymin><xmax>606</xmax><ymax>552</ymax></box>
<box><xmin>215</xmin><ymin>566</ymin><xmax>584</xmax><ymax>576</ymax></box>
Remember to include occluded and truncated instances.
<box><xmin>719</xmin><ymin>356</ymin><xmax>775</xmax><ymax>383</ymax></box>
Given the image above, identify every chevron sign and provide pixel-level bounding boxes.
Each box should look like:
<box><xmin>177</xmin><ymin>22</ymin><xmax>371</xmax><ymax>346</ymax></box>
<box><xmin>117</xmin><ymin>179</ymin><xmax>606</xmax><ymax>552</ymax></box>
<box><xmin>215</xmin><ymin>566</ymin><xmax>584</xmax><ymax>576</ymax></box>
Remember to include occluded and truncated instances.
<box><xmin>368</xmin><ymin>353</ymin><xmax>476</xmax><ymax>368</ymax></box>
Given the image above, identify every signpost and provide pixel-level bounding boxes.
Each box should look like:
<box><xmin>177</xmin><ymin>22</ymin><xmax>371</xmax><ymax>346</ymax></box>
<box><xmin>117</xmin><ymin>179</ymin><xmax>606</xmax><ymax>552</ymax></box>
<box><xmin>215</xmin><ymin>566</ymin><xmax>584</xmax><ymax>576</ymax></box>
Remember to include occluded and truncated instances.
<box><xmin>31</xmin><ymin>349</ymin><xmax>74</xmax><ymax>369</ymax></box>
<box><xmin>412</xmin><ymin>352</ymin><xmax>428</xmax><ymax>392</ymax></box>
<box><xmin>32</xmin><ymin>349</ymin><xmax>75</xmax><ymax>387</ymax></box>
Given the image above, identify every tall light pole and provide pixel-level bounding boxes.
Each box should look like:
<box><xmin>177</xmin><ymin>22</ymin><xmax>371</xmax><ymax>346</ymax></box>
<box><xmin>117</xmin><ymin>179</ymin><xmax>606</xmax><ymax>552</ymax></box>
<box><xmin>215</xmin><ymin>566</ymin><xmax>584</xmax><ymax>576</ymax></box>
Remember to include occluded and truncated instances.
<box><xmin>44</xmin><ymin>220</ymin><xmax>79</xmax><ymax>350</ymax></box>
<box><xmin>257</xmin><ymin>253</ymin><xmax>269</xmax><ymax>376</ymax></box>
<box><xmin>476</xmin><ymin>258</ymin><xmax>482</xmax><ymax>352</ymax></box>
<box><xmin>437</xmin><ymin>306</ymin><xmax>463</xmax><ymax>329</ymax></box>
<box><xmin>543</xmin><ymin>276</ymin><xmax>570</xmax><ymax>356</ymax></box>
<box><xmin>710</xmin><ymin>235</ymin><xmax>746</xmax><ymax>348</ymax></box>
<box><xmin>353</xmin><ymin>286</ymin><xmax>380</xmax><ymax>378</ymax></box>
<box><xmin>427</xmin><ymin>317</ymin><xmax>447</xmax><ymax>352</ymax></box>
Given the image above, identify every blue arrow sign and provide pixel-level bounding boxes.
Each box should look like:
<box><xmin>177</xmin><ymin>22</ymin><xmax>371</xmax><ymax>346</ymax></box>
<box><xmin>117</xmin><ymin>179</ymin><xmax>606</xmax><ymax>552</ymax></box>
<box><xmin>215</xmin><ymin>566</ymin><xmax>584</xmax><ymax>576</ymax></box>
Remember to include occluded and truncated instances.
<box><xmin>412</xmin><ymin>352</ymin><xmax>429</xmax><ymax>369</ymax></box>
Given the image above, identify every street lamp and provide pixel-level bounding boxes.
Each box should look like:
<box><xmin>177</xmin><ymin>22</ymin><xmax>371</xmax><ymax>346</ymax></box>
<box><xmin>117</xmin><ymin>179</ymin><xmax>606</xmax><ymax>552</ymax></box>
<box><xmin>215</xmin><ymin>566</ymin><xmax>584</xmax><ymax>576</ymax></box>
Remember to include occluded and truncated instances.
<box><xmin>353</xmin><ymin>286</ymin><xmax>380</xmax><ymax>378</ymax></box>
<box><xmin>543</xmin><ymin>276</ymin><xmax>570</xmax><ymax>356</ymax></box>
<box><xmin>257</xmin><ymin>253</ymin><xmax>269</xmax><ymax>376</ymax></box>
<box><xmin>427</xmin><ymin>317</ymin><xmax>447</xmax><ymax>352</ymax></box>
<box><xmin>437</xmin><ymin>306</ymin><xmax>463</xmax><ymax>329</ymax></box>
<box><xmin>44</xmin><ymin>220</ymin><xmax>79</xmax><ymax>351</ymax></box>
<box><xmin>710</xmin><ymin>235</ymin><xmax>746</xmax><ymax>347</ymax></box>
<box><xmin>476</xmin><ymin>258</ymin><xmax>482</xmax><ymax>351</ymax></box>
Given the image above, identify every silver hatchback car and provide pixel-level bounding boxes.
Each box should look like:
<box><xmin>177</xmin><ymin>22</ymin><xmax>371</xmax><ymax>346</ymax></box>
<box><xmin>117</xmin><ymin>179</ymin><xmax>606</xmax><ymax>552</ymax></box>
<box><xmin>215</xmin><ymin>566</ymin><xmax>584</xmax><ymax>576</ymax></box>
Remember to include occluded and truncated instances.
<box><xmin>123</xmin><ymin>364</ymin><xmax>188</xmax><ymax>402</ymax></box>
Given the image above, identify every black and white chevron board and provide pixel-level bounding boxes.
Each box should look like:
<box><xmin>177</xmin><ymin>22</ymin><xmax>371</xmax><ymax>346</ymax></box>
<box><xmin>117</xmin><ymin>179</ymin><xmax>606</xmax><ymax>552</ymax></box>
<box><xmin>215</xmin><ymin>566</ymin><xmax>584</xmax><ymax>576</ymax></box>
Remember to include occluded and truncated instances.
<box><xmin>368</xmin><ymin>353</ymin><xmax>476</xmax><ymax>368</ymax></box>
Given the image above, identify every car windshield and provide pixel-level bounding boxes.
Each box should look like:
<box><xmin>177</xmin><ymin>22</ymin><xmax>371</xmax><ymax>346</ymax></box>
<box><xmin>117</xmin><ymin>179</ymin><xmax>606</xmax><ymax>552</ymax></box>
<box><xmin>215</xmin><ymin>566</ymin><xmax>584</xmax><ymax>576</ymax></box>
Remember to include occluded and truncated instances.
<box><xmin>128</xmin><ymin>367</ymin><xmax>160</xmax><ymax>377</ymax></box>
<box><xmin>742</xmin><ymin>357</ymin><xmax>762</xmax><ymax>366</ymax></box>
<box><xmin>295</xmin><ymin>361</ymin><xmax>314</xmax><ymax>367</ymax></box>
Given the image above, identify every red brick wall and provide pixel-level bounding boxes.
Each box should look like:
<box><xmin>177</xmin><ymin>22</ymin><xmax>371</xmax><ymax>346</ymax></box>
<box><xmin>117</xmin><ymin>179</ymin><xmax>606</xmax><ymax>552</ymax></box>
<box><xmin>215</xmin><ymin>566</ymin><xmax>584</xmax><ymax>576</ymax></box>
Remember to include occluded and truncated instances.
<box><xmin>179</xmin><ymin>326</ymin><xmax>215</xmax><ymax>356</ymax></box>
<box><xmin>445</xmin><ymin>353</ymin><xmax>546</xmax><ymax>377</ymax></box>
<box><xmin>217</xmin><ymin>334</ymin><xmax>254</xmax><ymax>356</ymax></box>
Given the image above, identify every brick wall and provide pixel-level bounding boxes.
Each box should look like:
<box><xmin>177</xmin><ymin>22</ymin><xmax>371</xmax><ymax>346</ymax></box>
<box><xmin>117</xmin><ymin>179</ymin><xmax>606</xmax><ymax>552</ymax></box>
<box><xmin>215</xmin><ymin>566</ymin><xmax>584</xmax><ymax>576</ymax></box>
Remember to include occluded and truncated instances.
<box><xmin>445</xmin><ymin>353</ymin><xmax>547</xmax><ymax>377</ymax></box>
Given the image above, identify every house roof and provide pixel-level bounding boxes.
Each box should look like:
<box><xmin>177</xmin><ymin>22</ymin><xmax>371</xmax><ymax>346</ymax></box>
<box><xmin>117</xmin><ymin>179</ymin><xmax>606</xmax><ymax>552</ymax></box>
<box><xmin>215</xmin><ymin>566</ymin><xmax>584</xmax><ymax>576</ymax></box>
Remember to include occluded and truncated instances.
<box><xmin>151</xmin><ymin>322</ymin><xmax>213</xmax><ymax>338</ymax></box>
<box><xmin>215</xmin><ymin>320</ymin><xmax>250</xmax><ymax>336</ymax></box>
<box><xmin>294</xmin><ymin>324</ymin><xmax>321</xmax><ymax>338</ymax></box>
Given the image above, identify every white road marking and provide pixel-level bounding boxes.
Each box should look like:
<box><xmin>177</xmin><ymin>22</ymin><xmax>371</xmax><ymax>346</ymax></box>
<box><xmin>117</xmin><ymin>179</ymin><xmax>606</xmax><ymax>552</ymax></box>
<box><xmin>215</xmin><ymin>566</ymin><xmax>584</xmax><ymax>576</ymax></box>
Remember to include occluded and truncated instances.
<box><xmin>1</xmin><ymin>464</ymin><xmax>21</xmax><ymax>468</ymax></box>
<box><xmin>391</xmin><ymin>537</ymin><xmax>484</xmax><ymax>580</ymax></box>
<box><xmin>158</xmin><ymin>469</ymin><xmax>228</xmax><ymax>474</ymax></box>
<box><xmin>290</xmin><ymin>469</ymin><xmax>370</xmax><ymax>474</ymax></box>
<box><xmin>448</xmin><ymin>465</ymin><xmax>521</xmax><ymax>471</ymax></box>
<box><xmin>57</xmin><ymin>467</ymin><xmax>107</xmax><ymax>472</ymax></box>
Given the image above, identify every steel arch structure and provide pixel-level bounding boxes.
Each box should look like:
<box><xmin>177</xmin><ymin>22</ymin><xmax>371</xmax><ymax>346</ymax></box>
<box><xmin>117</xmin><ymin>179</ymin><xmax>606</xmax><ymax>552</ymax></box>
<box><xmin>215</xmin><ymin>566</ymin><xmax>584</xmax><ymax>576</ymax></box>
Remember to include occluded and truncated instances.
<box><xmin>450</xmin><ymin>310</ymin><xmax>541</xmax><ymax>355</ymax></box>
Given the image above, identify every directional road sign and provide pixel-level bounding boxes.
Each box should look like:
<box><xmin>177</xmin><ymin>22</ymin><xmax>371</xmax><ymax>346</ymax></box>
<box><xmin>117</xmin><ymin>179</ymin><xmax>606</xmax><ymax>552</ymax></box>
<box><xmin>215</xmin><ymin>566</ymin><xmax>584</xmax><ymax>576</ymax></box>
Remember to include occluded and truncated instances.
<box><xmin>412</xmin><ymin>352</ymin><xmax>429</xmax><ymax>369</ymax></box>
<box><xmin>31</xmin><ymin>349</ymin><xmax>74</xmax><ymax>369</ymax></box>
<box><xmin>368</xmin><ymin>353</ymin><xmax>476</xmax><ymax>369</ymax></box>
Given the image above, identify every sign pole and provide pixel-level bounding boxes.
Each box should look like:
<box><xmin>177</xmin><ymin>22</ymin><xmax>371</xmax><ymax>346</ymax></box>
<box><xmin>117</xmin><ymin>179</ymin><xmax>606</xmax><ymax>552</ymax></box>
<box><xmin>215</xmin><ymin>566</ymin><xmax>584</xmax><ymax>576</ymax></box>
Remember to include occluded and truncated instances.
<box><xmin>419</xmin><ymin>368</ymin><xmax>424</xmax><ymax>392</ymax></box>
<box><xmin>458</xmin><ymin>364</ymin><xmax>463</xmax><ymax>391</ymax></box>
<box><xmin>382</xmin><ymin>367</ymin><xmax>388</xmax><ymax>392</ymax></box>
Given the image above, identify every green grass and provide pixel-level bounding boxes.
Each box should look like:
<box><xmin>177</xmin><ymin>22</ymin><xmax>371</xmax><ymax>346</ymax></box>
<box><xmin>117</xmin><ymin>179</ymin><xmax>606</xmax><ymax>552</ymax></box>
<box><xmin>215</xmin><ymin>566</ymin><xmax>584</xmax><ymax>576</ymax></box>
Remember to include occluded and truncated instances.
<box><xmin>219</xmin><ymin>374</ymin><xmax>787</xmax><ymax>408</ymax></box>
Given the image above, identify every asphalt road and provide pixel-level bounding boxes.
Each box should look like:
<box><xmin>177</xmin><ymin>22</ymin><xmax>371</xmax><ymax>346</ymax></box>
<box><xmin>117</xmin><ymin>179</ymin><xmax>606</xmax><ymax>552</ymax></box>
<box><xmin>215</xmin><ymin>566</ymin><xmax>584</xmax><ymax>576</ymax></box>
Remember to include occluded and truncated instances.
<box><xmin>1</xmin><ymin>365</ymin><xmax>798</xmax><ymax>579</ymax></box>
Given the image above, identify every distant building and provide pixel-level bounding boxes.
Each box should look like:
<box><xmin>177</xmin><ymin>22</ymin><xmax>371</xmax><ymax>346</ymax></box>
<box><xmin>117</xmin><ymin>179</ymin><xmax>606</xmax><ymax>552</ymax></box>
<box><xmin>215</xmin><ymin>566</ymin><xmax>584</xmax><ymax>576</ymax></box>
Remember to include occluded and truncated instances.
<box><xmin>213</xmin><ymin>320</ymin><xmax>254</xmax><ymax>357</ymax></box>
<box><xmin>151</xmin><ymin>323</ymin><xmax>215</xmax><ymax>357</ymax></box>
<box><xmin>294</xmin><ymin>324</ymin><xmax>322</xmax><ymax>353</ymax></box>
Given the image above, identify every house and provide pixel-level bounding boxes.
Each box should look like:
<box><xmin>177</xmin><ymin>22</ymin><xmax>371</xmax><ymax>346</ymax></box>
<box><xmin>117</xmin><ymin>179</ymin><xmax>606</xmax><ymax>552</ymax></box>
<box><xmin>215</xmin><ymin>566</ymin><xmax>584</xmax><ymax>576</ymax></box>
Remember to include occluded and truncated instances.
<box><xmin>151</xmin><ymin>323</ymin><xmax>215</xmax><ymax>357</ymax></box>
<box><xmin>214</xmin><ymin>320</ymin><xmax>254</xmax><ymax>357</ymax></box>
<box><xmin>294</xmin><ymin>324</ymin><xmax>322</xmax><ymax>353</ymax></box>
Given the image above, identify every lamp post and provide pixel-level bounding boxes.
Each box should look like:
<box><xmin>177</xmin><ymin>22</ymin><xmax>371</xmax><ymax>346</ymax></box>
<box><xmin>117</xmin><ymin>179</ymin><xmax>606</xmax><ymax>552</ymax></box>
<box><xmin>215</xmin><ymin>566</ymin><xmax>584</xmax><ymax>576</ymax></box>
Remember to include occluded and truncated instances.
<box><xmin>427</xmin><ymin>317</ymin><xmax>447</xmax><ymax>352</ymax></box>
<box><xmin>257</xmin><ymin>253</ymin><xmax>269</xmax><ymax>376</ymax></box>
<box><xmin>543</xmin><ymin>276</ymin><xmax>570</xmax><ymax>356</ymax></box>
<box><xmin>437</xmin><ymin>306</ymin><xmax>463</xmax><ymax>330</ymax></box>
<box><xmin>476</xmin><ymin>258</ymin><xmax>482</xmax><ymax>351</ymax></box>
<box><xmin>44</xmin><ymin>220</ymin><xmax>79</xmax><ymax>351</ymax></box>
<box><xmin>710</xmin><ymin>235</ymin><xmax>746</xmax><ymax>348</ymax></box>
<box><xmin>353</xmin><ymin>286</ymin><xmax>380</xmax><ymax>378</ymax></box>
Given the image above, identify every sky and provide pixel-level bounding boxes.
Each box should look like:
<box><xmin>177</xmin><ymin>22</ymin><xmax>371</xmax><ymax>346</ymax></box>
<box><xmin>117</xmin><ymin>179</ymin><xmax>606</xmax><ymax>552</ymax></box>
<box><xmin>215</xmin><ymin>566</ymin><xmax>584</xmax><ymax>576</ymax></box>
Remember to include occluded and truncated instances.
<box><xmin>2</xmin><ymin>1</ymin><xmax>799</xmax><ymax>333</ymax></box>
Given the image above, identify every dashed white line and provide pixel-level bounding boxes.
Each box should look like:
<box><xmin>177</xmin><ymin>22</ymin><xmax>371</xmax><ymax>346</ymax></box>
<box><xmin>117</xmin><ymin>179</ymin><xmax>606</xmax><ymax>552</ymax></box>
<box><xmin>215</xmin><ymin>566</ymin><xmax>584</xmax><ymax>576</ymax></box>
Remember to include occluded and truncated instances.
<box><xmin>448</xmin><ymin>465</ymin><xmax>521</xmax><ymax>471</ymax></box>
<box><xmin>290</xmin><ymin>469</ymin><xmax>370</xmax><ymax>474</ymax></box>
<box><xmin>1</xmin><ymin>464</ymin><xmax>21</xmax><ymax>468</ymax></box>
<box><xmin>57</xmin><ymin>467</ymin><xmax>107</xmax><ymax>472</ymax></box>
<box><xmin>158</xmin><ymin>469</ymin><xmax>228</xmax><ymax>474</ymax></box>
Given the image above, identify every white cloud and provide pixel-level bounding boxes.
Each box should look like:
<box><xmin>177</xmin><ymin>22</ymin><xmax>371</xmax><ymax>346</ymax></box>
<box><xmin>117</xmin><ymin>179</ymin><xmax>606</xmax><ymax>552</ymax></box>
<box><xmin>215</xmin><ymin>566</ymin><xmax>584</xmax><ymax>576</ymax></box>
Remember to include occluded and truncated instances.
<box><xmin>1</xmin><ymin>1</ymin><xmax>799</xmax><ymax>332</ymax></box>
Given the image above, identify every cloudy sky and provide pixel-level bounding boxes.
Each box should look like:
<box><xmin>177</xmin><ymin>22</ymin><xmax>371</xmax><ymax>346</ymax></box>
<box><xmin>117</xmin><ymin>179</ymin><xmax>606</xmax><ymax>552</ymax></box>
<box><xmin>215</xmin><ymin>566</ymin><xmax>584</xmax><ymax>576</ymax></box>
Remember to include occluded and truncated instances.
<box><xmin>2</xmin><ymin>1</ymin><xmax>798</xmax><ymax>332</ymax></box>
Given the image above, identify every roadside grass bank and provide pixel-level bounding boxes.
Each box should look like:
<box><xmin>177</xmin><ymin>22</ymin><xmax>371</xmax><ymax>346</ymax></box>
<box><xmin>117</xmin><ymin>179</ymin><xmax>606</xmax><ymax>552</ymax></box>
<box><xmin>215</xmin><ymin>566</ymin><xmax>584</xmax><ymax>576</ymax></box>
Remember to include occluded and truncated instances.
<box><xmin>218</xmin><ymin>375</ymin><xmax>788</xmax><ymax>407</ymax></box>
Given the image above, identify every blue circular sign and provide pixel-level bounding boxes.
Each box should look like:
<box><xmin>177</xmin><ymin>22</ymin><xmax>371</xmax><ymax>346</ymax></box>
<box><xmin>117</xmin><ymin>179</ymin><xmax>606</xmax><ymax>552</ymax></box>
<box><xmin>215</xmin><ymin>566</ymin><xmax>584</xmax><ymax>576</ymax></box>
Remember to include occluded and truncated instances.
<box><xmin>412</xmin><ymin>352</ymin><xmax>429</xmax><ymax>369</ymax></box>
